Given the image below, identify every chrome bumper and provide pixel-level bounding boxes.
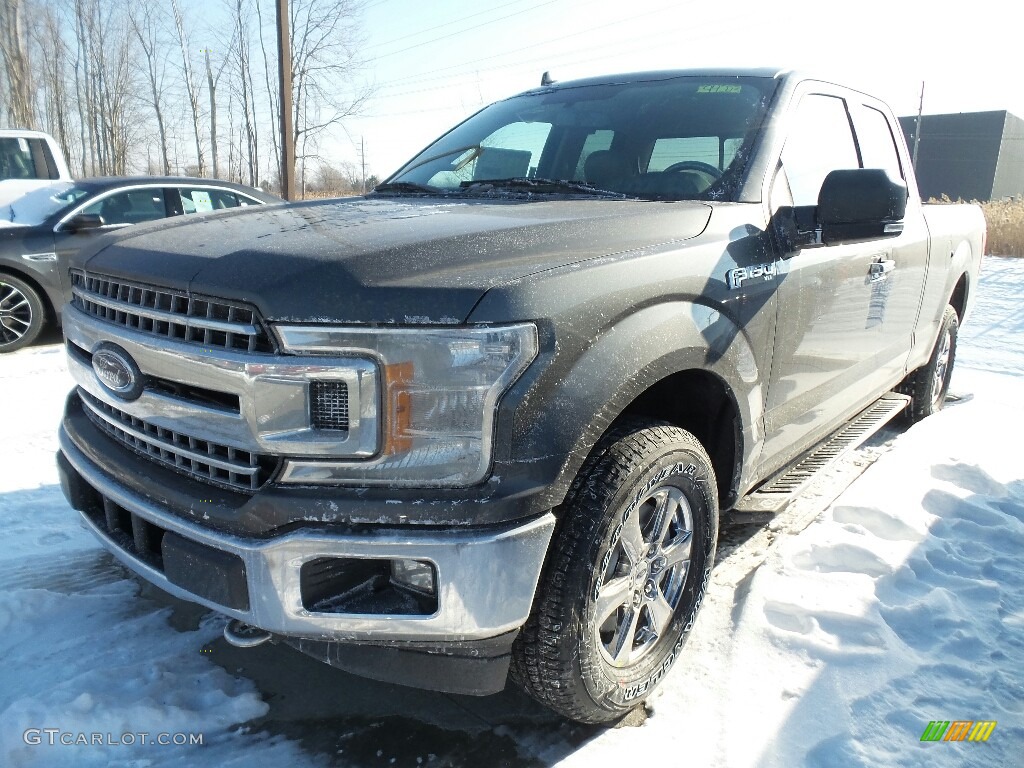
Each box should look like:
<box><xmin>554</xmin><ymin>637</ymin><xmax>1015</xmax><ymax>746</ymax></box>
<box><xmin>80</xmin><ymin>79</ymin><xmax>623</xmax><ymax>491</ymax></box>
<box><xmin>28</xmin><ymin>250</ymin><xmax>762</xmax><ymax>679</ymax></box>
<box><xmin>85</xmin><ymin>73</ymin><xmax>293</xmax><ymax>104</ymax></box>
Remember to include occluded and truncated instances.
<box><xmin>59</xmin><ymin>427</ymin><xmax>556</xmax><ymax>642</ymax></box>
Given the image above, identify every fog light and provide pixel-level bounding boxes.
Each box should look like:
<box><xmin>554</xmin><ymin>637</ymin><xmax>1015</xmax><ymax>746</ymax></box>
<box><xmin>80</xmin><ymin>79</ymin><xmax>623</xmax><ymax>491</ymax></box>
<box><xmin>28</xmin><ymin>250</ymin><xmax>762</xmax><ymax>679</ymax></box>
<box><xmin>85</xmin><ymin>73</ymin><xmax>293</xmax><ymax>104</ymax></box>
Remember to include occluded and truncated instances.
<box><xmin>390</xmin><ymin>558</ymin><xmax>436</xmax><ymax>596</ymax></box>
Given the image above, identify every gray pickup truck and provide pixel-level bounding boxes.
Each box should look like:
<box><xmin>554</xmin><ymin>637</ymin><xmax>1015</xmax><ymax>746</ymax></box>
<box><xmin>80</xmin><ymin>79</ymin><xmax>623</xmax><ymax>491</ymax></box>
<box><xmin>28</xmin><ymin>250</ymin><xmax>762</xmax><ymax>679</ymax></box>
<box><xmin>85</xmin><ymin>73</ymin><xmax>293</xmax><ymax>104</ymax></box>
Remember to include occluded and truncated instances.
<box><xmin>57</xmin><ymin>68</ymin><xmax>985</xmax><ymax>724</ymax></box>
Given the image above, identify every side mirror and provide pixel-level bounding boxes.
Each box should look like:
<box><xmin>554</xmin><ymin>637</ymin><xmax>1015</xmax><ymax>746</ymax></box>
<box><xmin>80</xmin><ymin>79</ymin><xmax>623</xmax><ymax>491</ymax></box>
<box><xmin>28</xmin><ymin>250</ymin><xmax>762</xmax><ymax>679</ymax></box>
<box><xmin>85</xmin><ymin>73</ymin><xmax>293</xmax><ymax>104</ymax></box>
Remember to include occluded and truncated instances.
<box><xmin>64</xmin><ymin>213</ymin><xmax>105</xmax><ymax>233</ymax></box>
<box><xmin>817</xmin><ymin>169</ymin><xmax>908</xmax><ymax>245</ymax></box>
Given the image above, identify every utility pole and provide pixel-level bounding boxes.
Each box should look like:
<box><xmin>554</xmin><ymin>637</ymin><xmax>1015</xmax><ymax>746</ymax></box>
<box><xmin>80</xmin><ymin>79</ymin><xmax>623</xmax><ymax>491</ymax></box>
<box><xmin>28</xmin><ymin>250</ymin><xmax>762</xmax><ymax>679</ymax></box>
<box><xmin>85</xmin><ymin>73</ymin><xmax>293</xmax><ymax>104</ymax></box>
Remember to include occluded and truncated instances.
<box><xmin>276</xmin><ymin>0</ymin><xmax>295</xmax><ymax>200</ymax></box>
<box><xmin>361</xmin><ymin>136</ymin><xmax>366</xmax><ymax>195</ymax></box>
<box><xmin>912</xmin><ymin>81</ymin><xmax>924</xmax><ymax>171</ymax></box>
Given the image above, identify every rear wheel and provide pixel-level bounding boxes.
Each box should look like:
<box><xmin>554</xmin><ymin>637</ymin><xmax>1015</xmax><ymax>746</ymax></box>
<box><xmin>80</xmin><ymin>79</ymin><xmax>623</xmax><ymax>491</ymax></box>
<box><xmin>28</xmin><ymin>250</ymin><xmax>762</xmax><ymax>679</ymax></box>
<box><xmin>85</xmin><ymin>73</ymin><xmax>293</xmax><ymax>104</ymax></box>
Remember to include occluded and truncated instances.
<box><xmin>903</xmin><ymin>305</ymin><xmax>958</xmax><ymax>422</ymax></box>
<box><xmin>0</xmin><ymin>274</ymin><xmax>46</xmax><ymax>353</ymax></box>
<box><xmin>512</xmin><ymin>420</ymin><xmax>718</xmax><ymax>723</ymax></box>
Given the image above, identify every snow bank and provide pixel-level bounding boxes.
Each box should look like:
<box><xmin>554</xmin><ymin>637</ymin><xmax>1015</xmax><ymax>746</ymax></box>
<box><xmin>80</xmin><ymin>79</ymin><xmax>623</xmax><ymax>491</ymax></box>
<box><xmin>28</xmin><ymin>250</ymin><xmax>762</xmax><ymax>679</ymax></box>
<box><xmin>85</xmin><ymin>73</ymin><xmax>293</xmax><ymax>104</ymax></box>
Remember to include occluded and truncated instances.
<box><xmin>552</xmin><ymin>257</ymin><xmax>1024</xmax><ymax>766</ymax></box>
<box><xmin>717</xmin><ymin>367</ymin><xmax>1024</xmax><ymax>767</ymax></box>
<box><xmin>0</xmin><ymin>349</ymin><xmax>315</xmax><ymax>768</ymax></box>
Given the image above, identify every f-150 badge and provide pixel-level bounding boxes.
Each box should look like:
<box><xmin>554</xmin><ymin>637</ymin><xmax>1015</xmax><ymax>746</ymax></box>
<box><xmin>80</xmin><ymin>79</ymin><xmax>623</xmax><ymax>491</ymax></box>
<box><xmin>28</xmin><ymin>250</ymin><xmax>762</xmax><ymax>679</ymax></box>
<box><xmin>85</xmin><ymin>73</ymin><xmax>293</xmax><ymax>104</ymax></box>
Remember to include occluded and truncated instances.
<box><xmin>727</xmin><ymin>262</ymin><xmax>777</xmax><ymax>290</ymax></box>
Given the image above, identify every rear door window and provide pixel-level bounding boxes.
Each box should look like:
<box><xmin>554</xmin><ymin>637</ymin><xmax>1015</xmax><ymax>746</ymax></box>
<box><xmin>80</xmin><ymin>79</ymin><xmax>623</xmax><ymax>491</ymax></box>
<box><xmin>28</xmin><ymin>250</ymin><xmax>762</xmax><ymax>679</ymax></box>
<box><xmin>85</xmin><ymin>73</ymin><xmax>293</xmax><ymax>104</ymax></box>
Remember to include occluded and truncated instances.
<box><xmin>852</xmin><ymin>105</ymin><xmax>904</xmax><ymax>179</ymax></box>
<box><xmin>176</xmin><ymin>187</ymin><xmax>244</xmax><ymax>214</ymax></box>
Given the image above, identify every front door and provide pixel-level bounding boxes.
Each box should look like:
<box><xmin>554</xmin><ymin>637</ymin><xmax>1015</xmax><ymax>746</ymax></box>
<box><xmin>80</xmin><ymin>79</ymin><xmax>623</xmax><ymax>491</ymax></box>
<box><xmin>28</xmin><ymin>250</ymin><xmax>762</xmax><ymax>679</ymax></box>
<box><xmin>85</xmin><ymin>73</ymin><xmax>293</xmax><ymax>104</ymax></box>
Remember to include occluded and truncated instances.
<box><xmin>760</xmin><ymin>91</ymin><xmax>927</xmax><ymax>473</ymax></box>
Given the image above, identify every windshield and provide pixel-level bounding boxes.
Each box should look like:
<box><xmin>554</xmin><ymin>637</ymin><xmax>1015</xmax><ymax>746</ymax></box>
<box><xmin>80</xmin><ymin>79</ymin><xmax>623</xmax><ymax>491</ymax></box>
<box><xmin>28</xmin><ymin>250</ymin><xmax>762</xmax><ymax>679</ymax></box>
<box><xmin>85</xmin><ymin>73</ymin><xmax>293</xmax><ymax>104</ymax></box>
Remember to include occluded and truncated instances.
<box><xmin>386</xmin><ymin>75</ymin><xmax>775</xmax><ymax>201</ymax></box>
<box><xmin>0</xmin><ymin>182</ymin><xmax>90</xmax><ymax>227</ymax></box>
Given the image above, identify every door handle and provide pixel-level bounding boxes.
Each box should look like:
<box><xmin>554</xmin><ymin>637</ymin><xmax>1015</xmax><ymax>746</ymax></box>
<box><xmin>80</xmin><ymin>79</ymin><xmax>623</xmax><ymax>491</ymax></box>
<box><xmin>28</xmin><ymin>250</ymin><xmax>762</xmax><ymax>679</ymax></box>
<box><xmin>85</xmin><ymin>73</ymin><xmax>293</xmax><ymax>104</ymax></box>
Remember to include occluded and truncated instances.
<box><xmin>869</xmin><ymin>259</ymin><xmax>895</xmax><ymax>282</ymax></box>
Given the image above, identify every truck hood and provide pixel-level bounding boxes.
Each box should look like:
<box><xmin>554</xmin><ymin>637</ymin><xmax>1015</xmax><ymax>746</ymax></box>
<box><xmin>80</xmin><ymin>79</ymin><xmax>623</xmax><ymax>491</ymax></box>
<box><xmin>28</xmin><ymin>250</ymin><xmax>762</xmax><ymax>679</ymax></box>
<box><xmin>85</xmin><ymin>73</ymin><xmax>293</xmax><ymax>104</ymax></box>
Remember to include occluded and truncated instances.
<box><xmin>81</xmin><ymin>196</ymin><xmax>712</xmax><ymax>324</ymax></box>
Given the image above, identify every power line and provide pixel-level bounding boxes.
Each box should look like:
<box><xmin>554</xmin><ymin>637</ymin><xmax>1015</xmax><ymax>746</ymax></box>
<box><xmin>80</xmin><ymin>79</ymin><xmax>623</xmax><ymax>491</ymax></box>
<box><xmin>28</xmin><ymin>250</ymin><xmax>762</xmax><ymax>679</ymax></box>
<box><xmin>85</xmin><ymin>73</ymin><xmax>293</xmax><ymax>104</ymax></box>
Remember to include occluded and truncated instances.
<box><xmin>371</xmin><ymin>1</ymin><xmax>683</xmax><ymax>91</ymax></box>
<box><xmin>370</xmin><ymin>0</ymin><xmax>560</xmax><ymax>61</ymax></box>
<box><xmin>361</xmin><ymin>14</ymin><xmax>766</xmax><ymax>114</ymax></box>
<box><xmin>365</xmin><ymin>0</ymin><xmax>536</xmax><ymax>52</ymax></box>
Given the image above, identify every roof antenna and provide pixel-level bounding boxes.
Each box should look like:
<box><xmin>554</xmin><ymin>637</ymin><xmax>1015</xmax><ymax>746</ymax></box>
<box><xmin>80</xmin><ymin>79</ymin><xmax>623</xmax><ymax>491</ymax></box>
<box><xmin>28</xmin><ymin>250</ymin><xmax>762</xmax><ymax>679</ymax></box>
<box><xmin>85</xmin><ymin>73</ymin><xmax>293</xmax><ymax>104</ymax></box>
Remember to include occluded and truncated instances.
<box><xmin>541</xmin><ymin>71</ymin><xmax>555</xmax><ymax>86</ymax></box>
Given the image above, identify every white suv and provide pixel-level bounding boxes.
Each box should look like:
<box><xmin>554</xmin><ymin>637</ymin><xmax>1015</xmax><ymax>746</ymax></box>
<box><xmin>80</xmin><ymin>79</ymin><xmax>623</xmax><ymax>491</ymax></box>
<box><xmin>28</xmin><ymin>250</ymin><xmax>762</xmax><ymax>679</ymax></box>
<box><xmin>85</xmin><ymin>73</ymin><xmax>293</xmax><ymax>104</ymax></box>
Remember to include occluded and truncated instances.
<box><xmin>0</xmin><ymin>129</ymin><xmax>72</xmax><ymax>206</ymax></box>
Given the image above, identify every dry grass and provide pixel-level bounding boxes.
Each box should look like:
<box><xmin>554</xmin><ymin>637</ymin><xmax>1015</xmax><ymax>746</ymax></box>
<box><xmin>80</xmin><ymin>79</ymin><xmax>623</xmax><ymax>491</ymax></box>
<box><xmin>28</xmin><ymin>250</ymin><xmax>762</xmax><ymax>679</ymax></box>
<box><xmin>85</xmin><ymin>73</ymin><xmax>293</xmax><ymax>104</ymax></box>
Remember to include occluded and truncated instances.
<box><xmin>979</xmin><ymin>199</ymin><xmax>1024</xmax><ymax>256</ymax></box>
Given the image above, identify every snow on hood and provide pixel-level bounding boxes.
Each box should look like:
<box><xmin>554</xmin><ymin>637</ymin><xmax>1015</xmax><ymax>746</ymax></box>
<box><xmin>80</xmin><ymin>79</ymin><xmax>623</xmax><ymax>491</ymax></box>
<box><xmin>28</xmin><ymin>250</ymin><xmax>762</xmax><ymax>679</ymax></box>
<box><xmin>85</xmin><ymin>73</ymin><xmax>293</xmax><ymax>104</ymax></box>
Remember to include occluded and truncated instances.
<box><xmin>82</xmin><ymin>196</ymin><xmax>713</xmax><ymax>324</ymax></box>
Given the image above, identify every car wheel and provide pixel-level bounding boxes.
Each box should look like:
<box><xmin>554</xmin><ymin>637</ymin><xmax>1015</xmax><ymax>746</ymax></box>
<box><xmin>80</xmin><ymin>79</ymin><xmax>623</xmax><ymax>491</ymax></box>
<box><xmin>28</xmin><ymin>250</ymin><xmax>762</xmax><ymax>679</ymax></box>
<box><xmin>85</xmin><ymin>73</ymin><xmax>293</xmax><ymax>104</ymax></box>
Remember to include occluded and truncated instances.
<box><xmin>0</xmin><ymin>274</ymin><xmax>47</xmax><ymax>353</ymax></box>
<box><xmin>904</xmin><ymin>305</ymin><xmax>958</xmax><ymax>422</ymax></box>
<box><xmin>511</xmin><ymin>419</ymin><xmax>718</xmax><ymax>724</ymax></box>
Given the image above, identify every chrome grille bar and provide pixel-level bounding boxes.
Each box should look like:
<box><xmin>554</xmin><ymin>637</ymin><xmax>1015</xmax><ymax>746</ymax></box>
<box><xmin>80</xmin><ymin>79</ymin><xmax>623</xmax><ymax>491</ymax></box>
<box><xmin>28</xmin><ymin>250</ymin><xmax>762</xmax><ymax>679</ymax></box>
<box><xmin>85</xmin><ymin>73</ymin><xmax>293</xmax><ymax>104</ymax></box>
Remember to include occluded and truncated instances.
<box><xmin>70</xmin><ymin>270</ymin><xmax>274</xmax><ymax>353</ymax></box>
<box><xmin>80</xmin><ymin>390</ymin><xmax>274</xmax><ymax>492</ymax></box>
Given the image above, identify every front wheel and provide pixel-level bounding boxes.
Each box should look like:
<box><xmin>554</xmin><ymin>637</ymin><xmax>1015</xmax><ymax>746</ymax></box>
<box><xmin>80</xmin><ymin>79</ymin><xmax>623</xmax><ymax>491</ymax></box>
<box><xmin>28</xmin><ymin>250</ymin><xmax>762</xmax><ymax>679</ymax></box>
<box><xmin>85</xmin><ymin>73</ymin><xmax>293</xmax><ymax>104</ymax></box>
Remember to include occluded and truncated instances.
<box><xmin>512</xmin><ymin>420</ymin><xmax>718</xmax><ymax>724</ymax></box>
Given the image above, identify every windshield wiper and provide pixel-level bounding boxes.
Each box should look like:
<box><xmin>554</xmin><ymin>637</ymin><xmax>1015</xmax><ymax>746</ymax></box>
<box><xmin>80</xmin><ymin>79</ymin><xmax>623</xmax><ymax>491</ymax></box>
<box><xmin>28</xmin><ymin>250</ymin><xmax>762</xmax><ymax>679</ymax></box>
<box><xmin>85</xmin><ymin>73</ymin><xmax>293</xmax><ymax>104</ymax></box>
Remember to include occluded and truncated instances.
<box><xmin>459</xmin><ymin>177</ymin><xmax>627</xmax><ymax>198</ymax></box>
<box><xmin>372</xmin><ymin>181</ymin><xmax>442</xmax><ymax>195</ymax></box>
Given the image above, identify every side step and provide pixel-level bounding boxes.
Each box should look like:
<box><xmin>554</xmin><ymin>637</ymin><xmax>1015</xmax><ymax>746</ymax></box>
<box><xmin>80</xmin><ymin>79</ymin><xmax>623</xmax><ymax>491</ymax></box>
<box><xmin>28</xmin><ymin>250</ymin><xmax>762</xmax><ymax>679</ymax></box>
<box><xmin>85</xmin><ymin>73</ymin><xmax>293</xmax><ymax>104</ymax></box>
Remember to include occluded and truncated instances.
<box><xmin>731</xmin><ymin>392</ymin><xmax>910</xmax><ymax>517</ymax></box>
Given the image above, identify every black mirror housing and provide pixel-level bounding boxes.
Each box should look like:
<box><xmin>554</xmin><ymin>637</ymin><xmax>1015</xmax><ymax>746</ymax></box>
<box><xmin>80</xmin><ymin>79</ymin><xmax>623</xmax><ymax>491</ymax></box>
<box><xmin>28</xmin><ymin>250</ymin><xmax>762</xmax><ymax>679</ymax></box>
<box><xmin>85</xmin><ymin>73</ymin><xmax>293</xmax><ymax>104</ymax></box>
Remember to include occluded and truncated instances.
<box><xmin>817</xmin><ymin>169</ymin><xmax>908</xmax><ymax>245</ymax></box>
<box><xmin>65</xmin><ymin>213</ymin><xmax>105</xmax><ymax>233</ymax></box>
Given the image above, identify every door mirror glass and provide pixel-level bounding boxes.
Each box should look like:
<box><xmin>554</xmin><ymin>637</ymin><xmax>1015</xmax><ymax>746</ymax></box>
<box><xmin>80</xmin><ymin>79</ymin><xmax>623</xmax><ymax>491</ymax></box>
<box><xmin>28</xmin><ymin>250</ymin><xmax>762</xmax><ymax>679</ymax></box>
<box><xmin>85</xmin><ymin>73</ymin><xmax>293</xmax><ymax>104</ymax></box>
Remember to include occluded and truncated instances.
<box><xmin>817</xmin><ymin>168</ymin><xmax>908</xmax><ymax>245</ymax></box>
<box><xmin>64</xmin><ymin>213</ymin><xmax>105</xmax><ymax>232</ymax></box>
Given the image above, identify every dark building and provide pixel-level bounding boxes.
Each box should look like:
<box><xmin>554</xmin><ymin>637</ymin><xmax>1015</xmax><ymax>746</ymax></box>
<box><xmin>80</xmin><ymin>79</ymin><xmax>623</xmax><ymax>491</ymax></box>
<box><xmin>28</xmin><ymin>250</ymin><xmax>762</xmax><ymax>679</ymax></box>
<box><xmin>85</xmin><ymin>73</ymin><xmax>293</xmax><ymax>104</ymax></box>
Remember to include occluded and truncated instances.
<box><xmin>898</xmin><ymin>110</ymin><xmax>1024</xmax><ymax>201</ymax></box>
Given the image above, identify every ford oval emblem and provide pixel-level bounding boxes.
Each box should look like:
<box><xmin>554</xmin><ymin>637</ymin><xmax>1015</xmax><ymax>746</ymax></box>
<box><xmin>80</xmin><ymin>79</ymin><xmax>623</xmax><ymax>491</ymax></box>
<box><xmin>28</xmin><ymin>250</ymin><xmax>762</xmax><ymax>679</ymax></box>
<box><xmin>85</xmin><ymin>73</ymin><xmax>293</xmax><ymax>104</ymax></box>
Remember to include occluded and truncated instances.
<box><xmin>92</xmin><ymin>344</ymin><xmax>145</xmax><ymax>401</ymax></box>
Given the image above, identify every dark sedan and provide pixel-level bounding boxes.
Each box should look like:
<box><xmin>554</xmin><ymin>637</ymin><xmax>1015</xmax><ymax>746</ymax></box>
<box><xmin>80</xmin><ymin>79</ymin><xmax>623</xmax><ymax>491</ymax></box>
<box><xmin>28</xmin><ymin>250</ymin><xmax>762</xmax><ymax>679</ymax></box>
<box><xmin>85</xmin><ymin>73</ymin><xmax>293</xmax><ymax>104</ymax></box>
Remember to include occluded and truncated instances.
<box><xmin>0</xmin><ymin>176</ymin><xmax>281</xmax><ymax>352</ymax></box>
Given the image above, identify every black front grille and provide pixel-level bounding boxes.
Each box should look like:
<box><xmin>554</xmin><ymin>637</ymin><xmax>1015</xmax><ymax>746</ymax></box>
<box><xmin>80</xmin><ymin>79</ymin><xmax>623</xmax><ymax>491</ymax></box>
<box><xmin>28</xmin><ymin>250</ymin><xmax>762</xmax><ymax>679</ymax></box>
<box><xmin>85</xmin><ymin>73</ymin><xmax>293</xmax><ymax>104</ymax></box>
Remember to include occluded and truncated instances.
<box><xmin>310</xmin><ymin>380</ymin><xmax>350</xmax><ymax>431</ymax></box>
<box><xmin>78</xmin><ymin>489</ymin><xmax>250</xmax><ymax>611</ymax></box>
<box><xmin>79</xmin><ymin>390</ymin><xmax>277</xmax><ymax>492</ymax></box>
<box><xmin>71</xmin><ymin>270</ymin><xmax>274</xmax><ymax>353</ymax></box>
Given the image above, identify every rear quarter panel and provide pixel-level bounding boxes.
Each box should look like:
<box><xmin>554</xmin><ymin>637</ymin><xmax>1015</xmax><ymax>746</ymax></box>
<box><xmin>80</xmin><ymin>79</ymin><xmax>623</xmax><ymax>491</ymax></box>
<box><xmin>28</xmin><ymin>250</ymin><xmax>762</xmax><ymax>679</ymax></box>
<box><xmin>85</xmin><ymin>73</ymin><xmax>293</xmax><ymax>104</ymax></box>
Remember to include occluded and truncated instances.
<box><xmin>910</xmin><ymin>203</ymin><xmax>986</xmax><ymax>369</ymax></box>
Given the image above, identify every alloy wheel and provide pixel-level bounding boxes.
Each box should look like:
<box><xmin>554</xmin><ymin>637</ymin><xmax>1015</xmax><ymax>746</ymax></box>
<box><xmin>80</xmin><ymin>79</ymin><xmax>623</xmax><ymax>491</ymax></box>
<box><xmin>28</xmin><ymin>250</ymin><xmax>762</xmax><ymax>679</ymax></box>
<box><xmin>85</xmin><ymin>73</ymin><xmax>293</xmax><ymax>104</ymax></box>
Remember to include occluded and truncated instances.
<box><xmin>0</xmin><ymin>282</ymin><xmax>33</xmax><ymax>348</ymax></box>
<box><xmin>594</xmin><ymin>485</ymin><xmax>694</xmax><ymax>667</ymax></box>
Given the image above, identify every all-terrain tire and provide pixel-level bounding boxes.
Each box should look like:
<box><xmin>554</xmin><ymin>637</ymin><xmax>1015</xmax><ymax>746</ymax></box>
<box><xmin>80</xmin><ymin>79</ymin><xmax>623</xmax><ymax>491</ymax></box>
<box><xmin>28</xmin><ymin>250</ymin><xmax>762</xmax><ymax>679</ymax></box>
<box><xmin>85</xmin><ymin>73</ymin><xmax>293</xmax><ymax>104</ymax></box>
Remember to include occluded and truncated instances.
<box><xmin>0</xmin><ymin>274</ymin><xmax>47</xmax><ymax>353</ymax></box>
<box><xmin>511</xmin><ymin>419</ymin><xmax>718</xmax><ymax>724</ymax></box>
<box><xmin>903</xmin><ymin>305</ymin><xmax>958</xmax><ymax>422</ymax></box>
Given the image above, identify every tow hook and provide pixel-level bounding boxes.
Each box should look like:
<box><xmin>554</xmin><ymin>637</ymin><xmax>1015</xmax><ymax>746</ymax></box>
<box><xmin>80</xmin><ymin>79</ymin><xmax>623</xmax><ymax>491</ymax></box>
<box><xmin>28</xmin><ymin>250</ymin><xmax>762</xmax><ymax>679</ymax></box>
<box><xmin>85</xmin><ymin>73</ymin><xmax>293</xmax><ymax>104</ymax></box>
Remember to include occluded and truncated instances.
<box><xmin>223</xmin><ymin>619</ymin><xmax>273</xmax><ymax>648</ymax></box>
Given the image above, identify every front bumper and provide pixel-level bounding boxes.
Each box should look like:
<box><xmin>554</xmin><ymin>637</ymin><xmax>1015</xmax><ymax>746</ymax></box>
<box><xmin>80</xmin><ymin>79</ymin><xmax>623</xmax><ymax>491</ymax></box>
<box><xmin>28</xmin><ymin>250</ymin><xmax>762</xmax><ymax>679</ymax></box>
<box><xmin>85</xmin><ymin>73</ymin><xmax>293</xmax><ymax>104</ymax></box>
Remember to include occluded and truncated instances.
<box><xmin>58</xmin><ymin>426</ymin><xmax>555</xmax><ymax>643</ymax></box>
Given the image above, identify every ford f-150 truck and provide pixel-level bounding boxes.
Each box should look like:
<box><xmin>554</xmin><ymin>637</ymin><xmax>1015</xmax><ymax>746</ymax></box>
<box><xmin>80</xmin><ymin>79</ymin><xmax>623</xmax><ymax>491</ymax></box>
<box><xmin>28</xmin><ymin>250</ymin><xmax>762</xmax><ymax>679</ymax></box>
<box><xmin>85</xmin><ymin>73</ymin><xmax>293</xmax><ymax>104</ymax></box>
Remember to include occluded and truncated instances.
<box><xmin>56</xmin><ymin>69</ymin><xmax>985</xmax><ymax>724</ymax></box>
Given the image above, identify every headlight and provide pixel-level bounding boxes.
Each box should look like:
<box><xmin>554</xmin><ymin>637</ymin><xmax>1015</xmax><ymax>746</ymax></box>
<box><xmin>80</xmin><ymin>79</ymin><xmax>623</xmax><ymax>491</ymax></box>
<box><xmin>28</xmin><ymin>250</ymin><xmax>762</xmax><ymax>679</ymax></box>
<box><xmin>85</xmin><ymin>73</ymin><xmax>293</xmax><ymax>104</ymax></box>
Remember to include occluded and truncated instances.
<box><xmin>274</xmin><ymin>323</ymin><xmax>538</xmax><ymax>486</ymax></box>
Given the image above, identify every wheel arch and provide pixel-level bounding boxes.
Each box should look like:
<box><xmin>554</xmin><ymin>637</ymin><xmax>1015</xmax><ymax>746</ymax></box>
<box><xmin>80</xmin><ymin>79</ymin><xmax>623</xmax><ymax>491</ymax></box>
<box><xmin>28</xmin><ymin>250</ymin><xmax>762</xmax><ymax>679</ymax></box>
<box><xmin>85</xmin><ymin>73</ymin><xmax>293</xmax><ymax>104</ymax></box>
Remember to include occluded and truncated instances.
<box><xmin>615</xmin><ymin>369</ymin><xmax>742</xmax><ymax>507</ymax></box>
<box><xmin>949</xmin><ymin>271</ymin><xmax>969</xmax><ymax>323</ymax></box>
<box><xmin>513</xmin><ymin>300</ymin><xmax>761</xmax><ymax>514</ymax></box>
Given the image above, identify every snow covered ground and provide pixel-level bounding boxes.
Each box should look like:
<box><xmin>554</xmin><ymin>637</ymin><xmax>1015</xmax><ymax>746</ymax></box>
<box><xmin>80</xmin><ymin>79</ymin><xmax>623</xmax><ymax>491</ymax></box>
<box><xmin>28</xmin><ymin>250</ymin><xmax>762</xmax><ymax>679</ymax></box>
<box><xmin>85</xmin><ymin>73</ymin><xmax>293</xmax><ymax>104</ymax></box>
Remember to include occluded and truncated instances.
<box><xmin>1</xmin><ymin>258</ymin><xmax>1022</xmax><ymax>767</ymax></box>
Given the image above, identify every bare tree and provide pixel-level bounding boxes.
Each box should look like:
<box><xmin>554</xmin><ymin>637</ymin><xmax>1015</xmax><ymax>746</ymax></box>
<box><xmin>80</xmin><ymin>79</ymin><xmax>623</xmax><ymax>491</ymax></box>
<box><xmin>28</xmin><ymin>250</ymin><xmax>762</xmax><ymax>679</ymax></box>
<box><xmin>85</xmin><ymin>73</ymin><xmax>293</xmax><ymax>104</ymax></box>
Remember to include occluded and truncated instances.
<box><xmin>1</xmin><ymin>0</ymin><xmax>374</xmax><ymax>191</ymax></box>
<box><xmin>34</xmin><ymin>4</ymin><xmax>74</xmax><ymax>162</ymax></box>
<box><xmin>0</xmin><ymin>0</ymin><xmax>37</xmax><ymax>127</ymax></box>
<box><xmin>170</xmin><ymin>0</ymin><xmax>206</xmax><ymax>176</ymax></box>
<box><xmin>227</xmin><ymin>0</ymin><xmax>260</xmax><ymax>186</ymax></box>
<box><xmin>253</xmin><ymin>0</ymin><xmax>279</xmax><ymax>179</ymax></box>
<box><xmin>286</xmin><ymin>0</ymin><xmax>372</xmax><ymax>193</ymax></box>
<box><xmin>129</xmin><ymin>2</ymin><xmax>172</xmax><ymax>175</ymax></box>
<box><xmin>205</xmin><ymin>44</ymin><xmax>234</xmax><ymax>179</ymax></box>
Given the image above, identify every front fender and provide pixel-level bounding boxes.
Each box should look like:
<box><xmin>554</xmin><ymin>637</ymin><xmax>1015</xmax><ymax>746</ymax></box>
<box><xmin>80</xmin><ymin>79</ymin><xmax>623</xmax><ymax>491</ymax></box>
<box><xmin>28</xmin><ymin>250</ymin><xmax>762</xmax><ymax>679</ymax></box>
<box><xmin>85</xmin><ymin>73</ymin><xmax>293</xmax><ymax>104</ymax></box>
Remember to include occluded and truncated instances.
<box><xmin>495</xmin><ymin>299</ymin><xmax>765</xmax><ymax>510</ymax></box>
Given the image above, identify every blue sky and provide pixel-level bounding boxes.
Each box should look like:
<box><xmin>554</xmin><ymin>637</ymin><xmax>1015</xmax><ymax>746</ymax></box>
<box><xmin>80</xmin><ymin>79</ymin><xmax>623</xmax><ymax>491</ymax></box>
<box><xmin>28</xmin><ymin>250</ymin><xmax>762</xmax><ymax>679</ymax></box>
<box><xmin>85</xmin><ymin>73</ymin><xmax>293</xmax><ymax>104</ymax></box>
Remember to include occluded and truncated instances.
<box><xmin>299</xmin><ymin>0</ymin><xmax>1016</xmax><ymax>178</ymax></box>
